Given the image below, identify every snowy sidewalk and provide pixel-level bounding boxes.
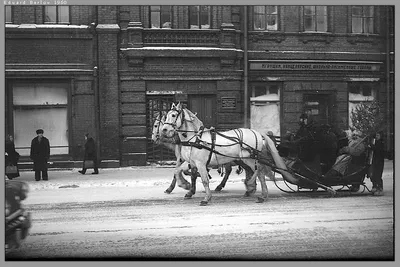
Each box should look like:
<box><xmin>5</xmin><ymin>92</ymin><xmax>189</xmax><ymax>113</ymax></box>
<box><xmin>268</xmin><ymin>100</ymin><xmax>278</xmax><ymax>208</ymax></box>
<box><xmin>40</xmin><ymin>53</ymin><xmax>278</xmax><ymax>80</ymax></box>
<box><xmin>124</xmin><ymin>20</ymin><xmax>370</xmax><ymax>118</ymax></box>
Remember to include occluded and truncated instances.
<box><xmin>13</xmin><ymin>160</ymin><xmax>394</xmax><ymax>192</ymax></box>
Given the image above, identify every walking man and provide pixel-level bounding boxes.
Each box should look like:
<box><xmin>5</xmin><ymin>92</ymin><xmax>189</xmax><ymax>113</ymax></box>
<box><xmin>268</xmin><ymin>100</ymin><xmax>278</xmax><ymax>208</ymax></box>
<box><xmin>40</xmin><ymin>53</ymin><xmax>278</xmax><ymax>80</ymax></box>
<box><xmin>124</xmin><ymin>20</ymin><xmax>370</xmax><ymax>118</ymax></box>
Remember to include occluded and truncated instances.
<box><xmin>79</xmin><ymin>133</ymin><xmax>99</xmax><ymax>175</ymax></box>
<box><xmin>30</xmin><ymin>129</ymin><xmax>50</xmax><ymax>181</ymax></box>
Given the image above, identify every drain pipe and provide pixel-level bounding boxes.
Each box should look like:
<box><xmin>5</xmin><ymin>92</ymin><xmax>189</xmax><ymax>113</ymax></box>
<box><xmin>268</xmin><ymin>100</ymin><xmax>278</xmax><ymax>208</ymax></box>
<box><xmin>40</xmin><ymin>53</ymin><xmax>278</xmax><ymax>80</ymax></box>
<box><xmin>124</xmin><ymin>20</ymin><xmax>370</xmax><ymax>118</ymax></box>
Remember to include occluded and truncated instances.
<box><xmin>243</xmin><ymin>6</ymin><xmax>249</xmax><ymax>128</ymax></box>
<box><xmin>385</xmin><ymin>6</ymin><xmax>392</xmax><ymax>158</ymax></box>
<box><xmin>94</xmin><ymin>6</ymin><xmax>101</xmax><ymax>163</ymax></box>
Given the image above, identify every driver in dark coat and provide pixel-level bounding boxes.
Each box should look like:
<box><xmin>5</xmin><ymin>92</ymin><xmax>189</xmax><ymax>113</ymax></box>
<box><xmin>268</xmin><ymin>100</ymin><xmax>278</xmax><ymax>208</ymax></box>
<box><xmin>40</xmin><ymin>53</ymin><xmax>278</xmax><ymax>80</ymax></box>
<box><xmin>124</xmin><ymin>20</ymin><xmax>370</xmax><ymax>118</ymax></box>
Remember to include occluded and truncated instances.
<box><xmin>30</xmin><ymin>129</ymin><xmax>50</xmax><ymax>181</ymax></box>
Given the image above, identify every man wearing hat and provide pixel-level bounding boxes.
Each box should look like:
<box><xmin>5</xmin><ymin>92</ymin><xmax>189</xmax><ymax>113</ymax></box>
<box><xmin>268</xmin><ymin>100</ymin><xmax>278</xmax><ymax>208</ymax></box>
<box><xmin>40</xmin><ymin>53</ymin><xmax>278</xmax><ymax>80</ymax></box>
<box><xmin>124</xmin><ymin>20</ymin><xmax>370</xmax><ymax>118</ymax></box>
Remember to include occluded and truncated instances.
<box><xmin>30</xmin><ymin>129</ymin><xmax>50</xmax><ymax>181</ymax></box>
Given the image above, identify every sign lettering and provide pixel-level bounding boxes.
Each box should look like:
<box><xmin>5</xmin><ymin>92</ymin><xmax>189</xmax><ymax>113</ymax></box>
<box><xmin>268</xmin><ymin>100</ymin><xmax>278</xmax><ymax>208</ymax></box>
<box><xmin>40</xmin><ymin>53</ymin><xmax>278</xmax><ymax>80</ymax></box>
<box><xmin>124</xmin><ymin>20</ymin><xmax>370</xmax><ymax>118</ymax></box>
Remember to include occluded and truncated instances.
<box><xmin>250</xmin><ymin>62</ymin><xmax>380</xmax><ymax>71</ymax></box>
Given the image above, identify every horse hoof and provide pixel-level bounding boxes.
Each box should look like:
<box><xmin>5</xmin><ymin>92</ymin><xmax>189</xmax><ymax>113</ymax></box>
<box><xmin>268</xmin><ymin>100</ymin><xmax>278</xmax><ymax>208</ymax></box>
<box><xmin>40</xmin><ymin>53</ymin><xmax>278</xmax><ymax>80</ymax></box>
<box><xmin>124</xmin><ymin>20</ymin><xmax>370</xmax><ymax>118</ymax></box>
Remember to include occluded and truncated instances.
<box><xmin>184</xmin><ymin>194</ymin><xmax>193</xmax><ymax>199</ymax></box>
<box><xmin>200</xmin><ymin>201</ymin><xmax>208</xmax><ymax>206</ymax></box>
<box><xmin>214</xmin><ymin>186</ymin><xmax>222</xmax><ymax>192</ymax></box>
<box><xmin>244</xmin><ymin>191</ymin><xmax>254</xmax><ymax>197</ymax></box>
<box><xmin>256</xmin><ymin>197</ymin><xmax>265</xmax><ymax>203</ymax></box>
<box><xmin>164</xmin><ymin>189</ymin><xmax>172</xmax><ymax>194</ymax></box>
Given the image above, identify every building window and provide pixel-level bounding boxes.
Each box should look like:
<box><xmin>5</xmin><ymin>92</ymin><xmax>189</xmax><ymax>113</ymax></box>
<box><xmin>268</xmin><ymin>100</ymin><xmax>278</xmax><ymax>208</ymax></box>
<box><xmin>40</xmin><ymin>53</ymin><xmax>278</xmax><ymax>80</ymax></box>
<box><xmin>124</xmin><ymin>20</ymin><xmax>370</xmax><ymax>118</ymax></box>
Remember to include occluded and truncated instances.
<box><xmin>304</xmin><ymin>6</ymin><xmax>327</xmax><ymax>32</ymax></box>
<box><xmin>12</xmin><ymin>82</ymin><xmax>69</xmax><ymax>156</ymax></box>
<box><xmin>44</xmin><ymin>6</ymin><xmax>70</xmax><ymax>24</ymax></box>
<box><xmin>348</xmin><ymin>82</ymin><xmax>377</xmax><ymax>128</ymax></box>
<box><xmin>189</xmin><ymin>6</ymin><xmax>211</xmax><ymax>29</ymax></box>
<box><xmin>150</xmin><ymin>6</ymin><xmax>172</xmax><ymax>29</ymax></box>
<box><xmin>351</xmin><ymin>6</ymin><xmax>374</xmax><ymax>34</ymax></box>
<box><xmin>253</xmin><ymin>6</ymin><xmax>278</xmax><ymax>31</ymax></box>
<box><xmin>5</xmin><ymin>6</ymin><xmax>12</xmax><ymax>23</ymax></box>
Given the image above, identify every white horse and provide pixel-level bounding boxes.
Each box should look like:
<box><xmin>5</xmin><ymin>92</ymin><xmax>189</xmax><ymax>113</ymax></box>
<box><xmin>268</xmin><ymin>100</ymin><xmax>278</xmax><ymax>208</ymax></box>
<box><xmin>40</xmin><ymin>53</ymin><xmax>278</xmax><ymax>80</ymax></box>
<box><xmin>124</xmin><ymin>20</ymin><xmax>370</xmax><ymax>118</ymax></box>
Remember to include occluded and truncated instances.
<box><xmin>151</xmin><ymin>111</ymin><xmax>250</xmax><ymax>197</ymax></box>
<box><xmin>161</xmin><ymin>103</ymin><xmax>272</xmax><ymax>206</ymax></box>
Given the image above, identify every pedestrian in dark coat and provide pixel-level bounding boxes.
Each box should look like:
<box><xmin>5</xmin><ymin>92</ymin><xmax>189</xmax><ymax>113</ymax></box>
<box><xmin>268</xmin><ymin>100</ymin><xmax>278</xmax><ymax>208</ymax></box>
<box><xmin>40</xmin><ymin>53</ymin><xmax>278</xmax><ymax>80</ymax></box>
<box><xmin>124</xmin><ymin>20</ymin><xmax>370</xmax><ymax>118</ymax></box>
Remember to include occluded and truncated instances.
<box><xmin>5</xmin><ymin>134</ymin><xmax>20</xmax><ymax>179</ymax></box>
<box><xmin>30</xmin><ymin>129</ymin><xmax>50</xmax><ymax>181</ymax></box>
<box><xmin>79</xmin><ymin>133</ymin><xmax>99</xmax><ymax>175</ymax></box>
<box><xmin>370</xmin><ymin>132</ymin><xmax>385</xmax><ymax>195</ymax></box>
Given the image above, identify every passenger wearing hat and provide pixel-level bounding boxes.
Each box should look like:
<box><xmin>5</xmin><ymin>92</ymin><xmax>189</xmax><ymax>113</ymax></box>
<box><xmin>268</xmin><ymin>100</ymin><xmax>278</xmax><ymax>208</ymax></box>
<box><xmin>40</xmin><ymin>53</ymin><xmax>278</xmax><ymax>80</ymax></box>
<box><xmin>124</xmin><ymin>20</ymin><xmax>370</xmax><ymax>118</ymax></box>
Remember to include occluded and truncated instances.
<box><xmin>79</xmin><ymin>133</ymin><xmax>99</xmax><ymax>175</ymax></box>
<box><xmin>30</xmin><ymin>129</ymin><xmax>50</xmax><ymax>181</ymax></box>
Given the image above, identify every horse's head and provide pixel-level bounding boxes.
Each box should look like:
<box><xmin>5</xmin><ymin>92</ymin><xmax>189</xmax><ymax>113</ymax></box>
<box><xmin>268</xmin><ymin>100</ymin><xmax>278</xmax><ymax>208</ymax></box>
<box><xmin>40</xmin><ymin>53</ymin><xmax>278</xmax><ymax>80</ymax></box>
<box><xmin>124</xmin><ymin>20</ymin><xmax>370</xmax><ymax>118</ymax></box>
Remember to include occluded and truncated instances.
<box><xmin>161</xmin><ymin>103</ymin><xmax>204</xmax><ymax>139</ymax></box>
<box><xmin>162</xmin><ymin>103</ymin><xmax>184</xmax><ymax>138</ymax></box>
<box><xmin>151</xmin><ymin>111</ymin><xmax>165</xmax><ymax>144</ymax></box>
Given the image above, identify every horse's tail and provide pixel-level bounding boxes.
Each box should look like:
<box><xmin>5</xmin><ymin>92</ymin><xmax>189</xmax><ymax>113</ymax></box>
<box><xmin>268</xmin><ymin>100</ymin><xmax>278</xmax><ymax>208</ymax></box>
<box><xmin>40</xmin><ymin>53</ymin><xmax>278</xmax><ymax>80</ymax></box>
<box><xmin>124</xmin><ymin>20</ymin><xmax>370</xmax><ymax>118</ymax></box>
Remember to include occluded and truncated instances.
<box><xmin>260</xmin><ymin>133</ymin><xmax>300</xmax><ymax>184</ymax></box>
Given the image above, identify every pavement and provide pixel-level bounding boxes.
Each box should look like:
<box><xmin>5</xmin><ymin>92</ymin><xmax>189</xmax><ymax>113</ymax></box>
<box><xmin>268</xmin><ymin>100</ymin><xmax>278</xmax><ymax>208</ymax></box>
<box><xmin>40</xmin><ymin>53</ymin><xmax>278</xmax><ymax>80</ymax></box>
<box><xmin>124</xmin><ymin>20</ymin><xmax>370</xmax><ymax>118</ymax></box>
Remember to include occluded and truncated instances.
<box><xmin>8</xmin><ymin>159</ymin><xmax>394</xmax><ymax>192</ymax></box>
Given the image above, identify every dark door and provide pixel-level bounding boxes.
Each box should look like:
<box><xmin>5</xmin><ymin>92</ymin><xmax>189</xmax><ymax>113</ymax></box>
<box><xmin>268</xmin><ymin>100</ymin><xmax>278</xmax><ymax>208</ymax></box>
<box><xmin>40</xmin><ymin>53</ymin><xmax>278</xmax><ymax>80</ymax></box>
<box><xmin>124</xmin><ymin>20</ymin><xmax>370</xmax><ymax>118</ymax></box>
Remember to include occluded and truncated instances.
<box><xmin>188</xmin><ymin>95</ymin><xmax>217</xmax><ymax>128</ymax></box>
<box><xmin>303</xmin><ymin>94</ymin><xmax>332</xmax><ymax>125</ymax></box>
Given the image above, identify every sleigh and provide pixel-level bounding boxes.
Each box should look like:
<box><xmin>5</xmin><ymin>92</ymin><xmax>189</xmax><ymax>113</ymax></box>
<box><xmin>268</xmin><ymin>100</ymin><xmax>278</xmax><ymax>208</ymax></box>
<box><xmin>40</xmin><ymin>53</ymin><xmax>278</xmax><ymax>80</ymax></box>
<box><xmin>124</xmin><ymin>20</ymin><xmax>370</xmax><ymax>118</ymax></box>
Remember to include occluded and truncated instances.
<box><xmin>258</xmin><ymin>136</ymin><xmax>373</xmax><ymax>196</ymax></box>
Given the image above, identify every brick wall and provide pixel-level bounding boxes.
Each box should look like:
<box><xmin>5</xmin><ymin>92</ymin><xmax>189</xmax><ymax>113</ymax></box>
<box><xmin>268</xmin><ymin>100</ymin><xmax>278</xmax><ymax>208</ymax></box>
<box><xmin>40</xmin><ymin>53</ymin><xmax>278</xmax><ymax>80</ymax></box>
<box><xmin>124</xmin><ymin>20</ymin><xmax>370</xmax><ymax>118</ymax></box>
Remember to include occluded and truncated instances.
<box><xmin>97</xmin><ymin>25</ymin><xmax>120</xmax><ymax>160</ymax></box>
<box><xmin>120</xmin><ymin>80</ymin><xmax>146</xmax><ymax>166</ymax></box>
<box><xmin>71</xmin><ymin>79</ymin><xmax>96</xmax><ymax>158</ymax></box>
<box><xmin>6</xmin><ymin>38</ymin><xmax>92</xmax><ymax>64</ymax></box>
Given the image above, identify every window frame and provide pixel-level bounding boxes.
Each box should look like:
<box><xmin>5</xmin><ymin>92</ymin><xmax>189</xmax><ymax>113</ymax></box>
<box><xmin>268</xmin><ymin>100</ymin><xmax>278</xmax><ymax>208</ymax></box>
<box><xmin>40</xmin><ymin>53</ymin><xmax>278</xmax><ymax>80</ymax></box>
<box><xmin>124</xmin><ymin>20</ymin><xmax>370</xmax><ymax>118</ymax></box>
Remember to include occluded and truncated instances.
<box><xmin>253</xmin><ymin>5</ymin><xmax>279</xmax><ymax>31</ymax></box>
<box><xmin>188</xmin><ymin>5</ymin><xmax>211</xmax><ymax>29</ymax></box>
<box><xmin>149</xmin><ymin>5</ymin><xmax>173</xmax><ymax>29</ymax></box>
<box><xmin>43</xmin><ymin>6</ymin><xmax>70</xmax><ymax>24</ymax></box>
<box><xmin>5</xmin><ymin>5</ymin><xmax>13</xmax><ymax>24</ymax></box>
<box><xmin>9</xmin><ymin>80</ymin><xmax>71</xmax><ymax>156</ymax></box>
<box><xmin>303</xmin><ymin>5</ymin><xmax>328</xmax><ymax>32</ymax></box>
<box><xmin>351</xmin><ymin>5</ymin><xmax>375</xmax><ymax>34</ymax></box>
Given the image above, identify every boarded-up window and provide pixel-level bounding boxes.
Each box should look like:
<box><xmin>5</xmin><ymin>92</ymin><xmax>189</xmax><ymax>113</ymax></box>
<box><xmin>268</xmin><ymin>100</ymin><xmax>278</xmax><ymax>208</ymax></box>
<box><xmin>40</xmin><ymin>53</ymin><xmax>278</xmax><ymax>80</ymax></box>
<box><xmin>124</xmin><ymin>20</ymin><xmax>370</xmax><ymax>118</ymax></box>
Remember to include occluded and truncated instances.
<box><xmin>250</xmin><ymin>83</ymin><xmax>281</xmax><ymax>136</ymax></box>
<box><xmin>12</xmin><ymin>82</ymin><xmax>69</xmax><ymax>156</ymax></box>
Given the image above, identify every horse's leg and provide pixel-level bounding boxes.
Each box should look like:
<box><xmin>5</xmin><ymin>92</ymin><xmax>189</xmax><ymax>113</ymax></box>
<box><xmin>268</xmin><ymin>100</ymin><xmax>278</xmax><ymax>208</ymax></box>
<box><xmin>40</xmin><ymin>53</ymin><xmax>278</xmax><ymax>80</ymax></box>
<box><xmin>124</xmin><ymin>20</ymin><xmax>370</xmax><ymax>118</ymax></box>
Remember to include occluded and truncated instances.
<box><xmin>164</xmin><ymin>176</ymin><xmax>176</xmax><ymax>194</ymax></box>
<box><xmin>255</xmin><ymin>169</ymin><xmax>269</xmax><ymax>203</ymax></box>
<box><xmin>239</xmin><ymin>162</ymin><xmax>256</xmax><ymax>197</ymax></box>
<box><xmin>174</xmin><ymin>162</ymin><xmax>191</xmax><ymax>191</ymax></box>
<box><xmin>184</xmin><ymin>167</ymin><xmax>198</xmax><ymax>199</ymax></box>
<box><xmin>215</xmin><ymin>164</ymin><xmax>232</xmax><ymax>192</ymax></box>
<box><xmin>243</xmin><ymin>160</ymin><xmax>269</xmax><ymax>203</ymax></box>
<box><xmin>196</xmin><ymin>164</ymin><xmax>212</xmax><ymax>206</ymax></box>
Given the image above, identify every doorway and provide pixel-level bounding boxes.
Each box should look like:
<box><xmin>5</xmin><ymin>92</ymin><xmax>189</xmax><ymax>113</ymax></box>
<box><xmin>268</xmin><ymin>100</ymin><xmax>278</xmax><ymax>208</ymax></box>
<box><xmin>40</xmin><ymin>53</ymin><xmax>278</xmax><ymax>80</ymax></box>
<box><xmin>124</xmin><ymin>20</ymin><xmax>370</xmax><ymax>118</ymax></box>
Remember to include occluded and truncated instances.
<box><xmin>303</xmin><ymin>94</ymin><xmax>332</xmax><ymax>125</ymax></box>
<box><xmin>188</xmin><ymin>95</ymin><xmax>217</xmax><ymax>128</ymax></box>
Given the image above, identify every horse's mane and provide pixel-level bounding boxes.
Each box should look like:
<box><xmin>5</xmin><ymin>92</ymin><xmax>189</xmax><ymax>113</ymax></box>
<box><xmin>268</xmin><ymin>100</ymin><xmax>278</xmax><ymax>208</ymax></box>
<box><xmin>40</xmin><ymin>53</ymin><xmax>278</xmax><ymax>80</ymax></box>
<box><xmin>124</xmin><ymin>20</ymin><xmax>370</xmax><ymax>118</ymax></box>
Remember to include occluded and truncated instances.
<box><xmin>183</xmin><ymin>108</ymin><xmax>204</xmax><ymax>129</ymax></box>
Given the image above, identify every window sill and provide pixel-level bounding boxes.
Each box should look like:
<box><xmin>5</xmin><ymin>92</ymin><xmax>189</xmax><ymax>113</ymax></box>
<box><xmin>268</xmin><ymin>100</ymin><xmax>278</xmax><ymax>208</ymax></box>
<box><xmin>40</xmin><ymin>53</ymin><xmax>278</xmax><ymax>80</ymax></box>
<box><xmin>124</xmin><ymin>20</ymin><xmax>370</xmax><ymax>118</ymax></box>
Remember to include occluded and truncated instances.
<box><xmin>346</xmin><ymin>34</ymin><xmax>380</xmax><ymax>44</ymax></box>
<box><xmin>298</xmin><ymin>32</ymin><xmax>334</xmax><ymax>44</ymax></box>
<box><xmin>249</xmin><ymin>31</ymin><xmax>285</xmax><ymax>43</ymax></box>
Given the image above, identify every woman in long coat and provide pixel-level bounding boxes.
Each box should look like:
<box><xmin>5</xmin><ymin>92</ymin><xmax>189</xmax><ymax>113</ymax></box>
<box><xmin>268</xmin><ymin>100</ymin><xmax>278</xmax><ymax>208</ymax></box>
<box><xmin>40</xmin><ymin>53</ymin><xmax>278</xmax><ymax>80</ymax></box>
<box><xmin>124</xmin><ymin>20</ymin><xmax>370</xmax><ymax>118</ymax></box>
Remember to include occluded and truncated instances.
<box><xmin>30</xmin><ymin>129</ymin><xmax>50</xmax><ymax>181</ymax></box>
<box><xmin>79</xmin><ymin>133</ymin><xmax>99</xmax><ymax>174</ymax></box>
<box><xmin>5</xmin><ymin>134</ymin><xmax>20</xmax><ymax>179</ymax></box>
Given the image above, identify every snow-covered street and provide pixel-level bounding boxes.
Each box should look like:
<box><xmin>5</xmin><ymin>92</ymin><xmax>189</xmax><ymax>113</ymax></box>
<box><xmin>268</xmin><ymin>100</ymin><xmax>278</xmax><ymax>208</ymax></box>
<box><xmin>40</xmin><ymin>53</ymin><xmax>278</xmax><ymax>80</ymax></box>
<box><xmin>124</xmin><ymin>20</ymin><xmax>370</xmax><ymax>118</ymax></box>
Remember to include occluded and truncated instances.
<box><xmin>6</xmin><ymin>160</ymin><xmax>394</xmax><ymax>260</ymax></box>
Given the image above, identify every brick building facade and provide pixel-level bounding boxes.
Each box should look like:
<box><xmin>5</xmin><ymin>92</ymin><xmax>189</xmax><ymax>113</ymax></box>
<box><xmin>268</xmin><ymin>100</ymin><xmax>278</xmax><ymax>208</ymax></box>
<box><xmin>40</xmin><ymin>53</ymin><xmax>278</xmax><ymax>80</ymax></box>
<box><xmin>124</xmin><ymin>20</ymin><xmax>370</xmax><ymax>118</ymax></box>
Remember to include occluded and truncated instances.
<box><xmin>4</xmin><ymin>5</ymin><xmax>394</xmax><ymax>168</ymax></box>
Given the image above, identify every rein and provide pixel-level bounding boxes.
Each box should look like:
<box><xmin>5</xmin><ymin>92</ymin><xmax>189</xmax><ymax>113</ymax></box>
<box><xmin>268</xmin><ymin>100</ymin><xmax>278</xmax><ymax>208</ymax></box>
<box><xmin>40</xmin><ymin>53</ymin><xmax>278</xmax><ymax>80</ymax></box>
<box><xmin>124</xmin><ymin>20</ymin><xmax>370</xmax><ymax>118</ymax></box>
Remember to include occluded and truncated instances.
<box><xmin>164</xmin><ymin>107</ymin><xmax>262</xmax><ymax>162</ymax></box>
